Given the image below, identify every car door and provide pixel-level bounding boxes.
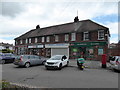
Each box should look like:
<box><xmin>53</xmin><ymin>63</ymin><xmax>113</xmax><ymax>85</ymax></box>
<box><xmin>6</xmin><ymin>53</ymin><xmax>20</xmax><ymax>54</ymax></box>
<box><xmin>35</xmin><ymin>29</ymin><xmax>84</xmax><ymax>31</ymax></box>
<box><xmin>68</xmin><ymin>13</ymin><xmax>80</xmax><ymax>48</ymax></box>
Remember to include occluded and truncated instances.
<box><xmin>61</xmin><ymin>56</ymin><xmax>67</xmax><ymax>66</ymax></box>
<box><xmin>29</xmin><ymin>55</ymin><xmax>36</xmax><ymax>65</ymax></box>
<box><xmin>35</xmin><ymin>56</ymin><xmax>41</xmax><ymax>65</ymax></box>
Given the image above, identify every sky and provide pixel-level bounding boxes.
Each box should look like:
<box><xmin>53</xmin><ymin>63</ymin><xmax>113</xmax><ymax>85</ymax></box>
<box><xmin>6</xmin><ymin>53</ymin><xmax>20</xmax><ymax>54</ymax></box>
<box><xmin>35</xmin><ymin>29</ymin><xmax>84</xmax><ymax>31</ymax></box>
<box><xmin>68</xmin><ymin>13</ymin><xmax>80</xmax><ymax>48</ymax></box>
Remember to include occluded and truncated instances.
<box><xmin>0</xmin><ymin>0</ymin><xmax>119</xmax><ymax>45</ymax></box>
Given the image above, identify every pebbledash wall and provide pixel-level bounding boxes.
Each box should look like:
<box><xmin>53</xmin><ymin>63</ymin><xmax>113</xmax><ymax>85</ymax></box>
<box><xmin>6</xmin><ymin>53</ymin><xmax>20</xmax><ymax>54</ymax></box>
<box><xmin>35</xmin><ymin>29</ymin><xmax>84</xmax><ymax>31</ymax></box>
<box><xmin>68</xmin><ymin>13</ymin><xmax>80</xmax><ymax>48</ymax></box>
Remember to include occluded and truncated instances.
<box><xmin>14</xmin><ymin>17</ymin><xmax>110</xmax><ymax>61</ymax></box>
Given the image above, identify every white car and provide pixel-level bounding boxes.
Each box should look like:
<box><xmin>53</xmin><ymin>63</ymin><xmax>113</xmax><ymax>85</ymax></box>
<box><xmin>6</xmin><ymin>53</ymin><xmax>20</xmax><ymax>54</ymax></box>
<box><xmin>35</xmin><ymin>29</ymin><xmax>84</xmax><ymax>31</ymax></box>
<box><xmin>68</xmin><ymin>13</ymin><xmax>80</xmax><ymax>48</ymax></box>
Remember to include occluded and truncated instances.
<box><xmin>109</xmin><ymin>56</ymin><xmax>120</xmax><ymax>71</ymax></box>
<box><xmin>45</xmin><ymin>55</ymin><xmax>69</xmax><ymax>70</ymax></box>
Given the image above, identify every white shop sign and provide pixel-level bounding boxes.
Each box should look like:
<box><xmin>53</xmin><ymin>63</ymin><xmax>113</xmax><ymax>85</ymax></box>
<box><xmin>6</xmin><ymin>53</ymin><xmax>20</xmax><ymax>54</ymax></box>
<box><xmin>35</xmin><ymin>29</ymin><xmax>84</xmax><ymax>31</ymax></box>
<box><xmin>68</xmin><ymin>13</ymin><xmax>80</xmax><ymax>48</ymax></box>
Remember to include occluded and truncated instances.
<box><xmin>28</xmin><ymin>45</ymin><xmax>43</xmax><ymax>48</ymax></box>
<box><xmin>45</xmin><ymin>43</ymin><xmax>69</xmax><ymax>48</ymax></box>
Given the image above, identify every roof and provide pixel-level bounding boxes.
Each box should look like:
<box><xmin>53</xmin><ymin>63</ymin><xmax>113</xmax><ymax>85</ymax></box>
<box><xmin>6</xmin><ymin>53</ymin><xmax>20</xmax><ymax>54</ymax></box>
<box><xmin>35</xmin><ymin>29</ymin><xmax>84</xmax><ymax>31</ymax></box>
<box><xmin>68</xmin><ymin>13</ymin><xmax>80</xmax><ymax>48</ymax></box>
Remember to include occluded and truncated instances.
<box><xmin>15</xmin><ymin>19</ymin><xmax>109</xmax><ymax>40</ymax></box>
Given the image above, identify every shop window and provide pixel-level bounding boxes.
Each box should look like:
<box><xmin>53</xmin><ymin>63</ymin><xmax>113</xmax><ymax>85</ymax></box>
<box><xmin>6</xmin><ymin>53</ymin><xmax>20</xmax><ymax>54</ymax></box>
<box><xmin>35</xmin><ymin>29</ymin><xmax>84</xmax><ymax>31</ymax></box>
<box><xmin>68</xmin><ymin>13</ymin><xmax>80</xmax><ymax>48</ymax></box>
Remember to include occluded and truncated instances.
<box><xmin>98</xmin><ymin>48</ymin><xmax>103</xmax><ymax>55</ymax></box>
<box><xmin>84</xmin><ymin>32</ymin><xmax>89</xmax><ymax>41</ymax></box>
<box><xmin>35</xmin><ymin>38</ymin><xmax>38</xmax><ymax>43</ymax></box>
<box><xmin>46</xmin><ymin>36</ymin><xmax>50</xmax><ymax>42</ymax></box>
<box><xmin>65</xmin><ymin>34</ymin><xmax>69</xmax><ymax>41</ymax></box>
<box><xmin>42</xmin><ymin>37</ymin><xmax>45</xmax><ymax>42</ymax></box>
<box><xmin>98</xmin><ymin>30</ymin><xmax>104</xmax><ymax>40</ymax></box>
<box><xmin>55</xmin><ymin>35</ymin><xmax>59</xmax><ymax>42</ymax></box>
<box><xmin>71</xmin><ymin>33</ymin><xmax>76</xmax><ymax>41</ymax></box>
<box><xmin>86</xmin><ymin>48</ymin><xmax>94</xmax><ymax>58</ymax></box>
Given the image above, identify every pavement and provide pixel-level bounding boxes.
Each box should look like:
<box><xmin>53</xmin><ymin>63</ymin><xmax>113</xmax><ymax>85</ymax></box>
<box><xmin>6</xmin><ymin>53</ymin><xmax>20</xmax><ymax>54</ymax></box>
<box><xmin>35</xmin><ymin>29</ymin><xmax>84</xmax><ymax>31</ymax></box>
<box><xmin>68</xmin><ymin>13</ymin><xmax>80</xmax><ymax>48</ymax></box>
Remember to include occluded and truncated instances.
<box><xmin>69</xmin><ymin>59</ymin><xmax>111</xmax><ymax>69</ymax></box>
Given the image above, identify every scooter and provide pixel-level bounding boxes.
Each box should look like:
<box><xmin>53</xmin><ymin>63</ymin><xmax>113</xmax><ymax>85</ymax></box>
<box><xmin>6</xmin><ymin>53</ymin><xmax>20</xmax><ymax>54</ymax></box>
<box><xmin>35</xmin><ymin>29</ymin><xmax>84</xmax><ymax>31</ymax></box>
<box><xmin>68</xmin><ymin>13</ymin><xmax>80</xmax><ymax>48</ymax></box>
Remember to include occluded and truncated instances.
<box><xmin>77</xmin><ymin>61</ymin><xmax>84</xmax><ymax>70</ymax></box>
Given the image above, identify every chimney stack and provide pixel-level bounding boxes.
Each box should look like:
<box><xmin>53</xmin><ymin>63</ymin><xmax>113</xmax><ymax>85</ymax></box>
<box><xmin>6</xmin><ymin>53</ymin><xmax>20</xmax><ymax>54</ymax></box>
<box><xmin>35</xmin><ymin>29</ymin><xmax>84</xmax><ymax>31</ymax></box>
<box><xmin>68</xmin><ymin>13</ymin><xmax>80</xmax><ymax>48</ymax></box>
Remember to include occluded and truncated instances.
<box><xmin>36</xmin><ymin>25</ymin><xmax>40</xmax><ymax>29</ymax></box>
<box><xmin>74</xmin><ymin>16</ymin><xmax>79</xmax><ymax>22</ymax></box>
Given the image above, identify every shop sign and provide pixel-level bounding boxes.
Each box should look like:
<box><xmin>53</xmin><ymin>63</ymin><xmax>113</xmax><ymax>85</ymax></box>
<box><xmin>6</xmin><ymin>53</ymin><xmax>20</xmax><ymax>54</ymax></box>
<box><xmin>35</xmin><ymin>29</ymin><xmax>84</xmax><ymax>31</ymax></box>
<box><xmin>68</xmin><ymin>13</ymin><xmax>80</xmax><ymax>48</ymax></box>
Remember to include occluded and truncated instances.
<box><xmin>70</xmin><ymin>41</ymin><xmax>107</xmax><ymax>47</ymax></box>
<box><xmin>28</xmin><ymin>45</ymin><xmax>43</xmax><ymax>48</ymax></box>
<box><xmin>45</xmin><ymin>43</ymin><xmax>69</xmax><ymax>48</ymax></box>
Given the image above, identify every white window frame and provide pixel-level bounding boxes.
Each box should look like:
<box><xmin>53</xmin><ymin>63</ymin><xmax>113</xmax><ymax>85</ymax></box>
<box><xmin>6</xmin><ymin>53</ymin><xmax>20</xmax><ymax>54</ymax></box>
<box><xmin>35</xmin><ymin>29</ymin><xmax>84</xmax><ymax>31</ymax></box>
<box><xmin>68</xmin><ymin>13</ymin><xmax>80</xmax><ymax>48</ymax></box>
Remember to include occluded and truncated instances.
<box><xmin>65</xmin><ymin>34</ymin><xmax>69</xmax><ymax>41</ymax></box>
<box><xmin>84</xmin><ymin>31</ymin><xmax>89</xmax><ymax>41</ymax></box>
<box><xmin>35</xmin><ymin>38</ymin><xmax>38</xmax><ymax>43</ymax></box>
<box><xmin>26</xmin><ymin>39</ymin><xmax>28</xmax><ymax>44</ymax></box>
<box><xmin>20</xmin><ymin>40</ymin><xmax>22</xmax><ymax>44</ymax></box>
<box><xmin>29</xmin><ymin>38</ymin><xmax>31</xmax><ymax>43</ymax></box>
<box><xmin>42</xmin><ymin>37</ymin><xmax>45</xmax><ymax>42</ymax></box>
<box><xmin>98</xmin><ymin>30</ymin><xmax>104</xmax><ymax>40</ymax></box>
<box><xmin>71</xmin><ymin>33</ymin><xmax>76</xmax><ymax>41</ymax></box>
<box><xmin>55</xmin><ymin>35</ymin><xmax>59</xmax><ymax>42</ymax></box>
<box><xmin>46</xmin><ymin>36</ymin><xmax>50</xmax><ymax>42</ymax></box>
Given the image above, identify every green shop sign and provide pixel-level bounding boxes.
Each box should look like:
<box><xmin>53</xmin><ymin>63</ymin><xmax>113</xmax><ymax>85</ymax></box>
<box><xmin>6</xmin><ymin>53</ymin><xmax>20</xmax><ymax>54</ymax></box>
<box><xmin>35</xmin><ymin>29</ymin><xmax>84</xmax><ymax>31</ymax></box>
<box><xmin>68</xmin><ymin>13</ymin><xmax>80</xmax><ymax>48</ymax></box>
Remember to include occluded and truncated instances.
<box><xmin>70</xmin><ymin>41</ymin><xmax>107</xmax><ymax>47</ymax></box>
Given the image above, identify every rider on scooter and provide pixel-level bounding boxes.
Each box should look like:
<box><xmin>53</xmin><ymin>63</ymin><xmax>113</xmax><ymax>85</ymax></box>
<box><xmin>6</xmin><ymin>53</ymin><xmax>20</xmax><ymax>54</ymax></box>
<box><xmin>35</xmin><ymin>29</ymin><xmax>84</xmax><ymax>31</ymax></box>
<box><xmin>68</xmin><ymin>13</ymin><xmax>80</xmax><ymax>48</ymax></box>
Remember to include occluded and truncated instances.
<box><xmin>77</xmin><ymin>55</ymin><xmax>85</xmax><ymax>69</ymax></box>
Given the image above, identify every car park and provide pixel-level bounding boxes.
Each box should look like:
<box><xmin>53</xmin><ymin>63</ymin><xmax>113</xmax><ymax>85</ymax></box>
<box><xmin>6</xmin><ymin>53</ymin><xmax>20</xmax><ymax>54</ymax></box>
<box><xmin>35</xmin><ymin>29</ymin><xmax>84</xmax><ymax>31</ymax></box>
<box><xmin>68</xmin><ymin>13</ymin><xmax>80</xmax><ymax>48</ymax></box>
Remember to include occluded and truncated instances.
<box><xmin>14</xmin><ymin>55</ymin><xmax>46</xmax><ymax>68</ymax></box>
<box><xmin>109</xmin><ymin>56</ymin><xmax>120</xmax><ymax>71</ymax></box>
<box><xmin>45</xmin><ymin>55</ymin><xmax>69</xmax><ymax>70</ymax></box>
<box><xmin>0</xmin><ymin>53</ymin><xmax>15</xmax><ymax>64</ymax></box>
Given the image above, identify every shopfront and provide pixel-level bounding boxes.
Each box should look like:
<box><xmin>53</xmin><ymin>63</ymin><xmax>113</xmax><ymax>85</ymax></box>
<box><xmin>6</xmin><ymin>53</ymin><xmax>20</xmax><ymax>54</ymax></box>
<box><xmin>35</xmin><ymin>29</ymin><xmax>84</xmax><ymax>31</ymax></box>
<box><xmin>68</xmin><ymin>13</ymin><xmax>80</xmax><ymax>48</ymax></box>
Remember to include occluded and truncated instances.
<box><xmin>28</xmin><ymin>44</ymin><xmax>44</xmax><ymax>55</ymax></box>
<box><xmin>45</xmin><ymin>43</ymin><xmax>69</xmax><ymax>58</ymax></box>
<box><xmin>70</xmin><ymin>41</ymin><xmax>108</xmax><ymax>60</ymax></box>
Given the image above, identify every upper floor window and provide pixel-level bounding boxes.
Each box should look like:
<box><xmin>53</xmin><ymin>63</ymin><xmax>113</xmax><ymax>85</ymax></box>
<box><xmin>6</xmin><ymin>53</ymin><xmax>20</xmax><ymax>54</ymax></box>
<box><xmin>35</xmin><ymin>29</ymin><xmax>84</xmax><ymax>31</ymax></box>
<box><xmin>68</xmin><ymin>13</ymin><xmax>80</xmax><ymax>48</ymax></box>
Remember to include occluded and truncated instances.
<box><xmin>55</xmin><ymin>35</ymin><xmax>59</xmax><ymax>42</ymax></box>
<box><xmin>35</xmin><ymin>38</ymin><xmax>38</xmax><ymax>43</ymax></box>
<box><xmin>46</xmin><ymin>36</ymin><xmax>50</xmax><ymax>42</ymax></box>
<box><xmin>42</xmin><ymin>37</ymin><xmax>45</xmax><ymax>42</ymax></box>
<box><xmin>26</xmin><ymin>39</ymin><xmax>28</xmax><ymax>44</ymax></box>
<box><xmin>29</xmin><ymin>38</ymin><xmax>31</xmax><ymax>43</ymax></box>
<box><xmin>20</xmin><ymin>40</ymin><xmax>22</xmax><ymax>44</ymax></box>
<box><xmin>71</xmin><ymin>33</ymin><xmax>76</xmax><ymax>41</ymax></box>
<box><xmin>84</xmin><ymin>32</ymin><xmax>89</xmax><ymax>41</ymax></box>
<box><xmin>65</xmin><ymin>34</ymin><xmax>69</xmax><ymax>41</ymax></box>
<box><xmin>98</xmin><ymin>30</ymin><xmax>104</xmax><ymax>40</ymax></box>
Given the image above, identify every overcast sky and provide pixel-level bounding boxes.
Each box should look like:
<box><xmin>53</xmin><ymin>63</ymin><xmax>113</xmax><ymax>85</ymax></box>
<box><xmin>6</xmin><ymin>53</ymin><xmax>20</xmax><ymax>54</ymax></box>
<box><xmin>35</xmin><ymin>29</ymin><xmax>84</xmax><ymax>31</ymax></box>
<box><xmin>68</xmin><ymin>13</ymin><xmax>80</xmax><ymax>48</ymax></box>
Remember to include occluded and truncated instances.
<box><xmin>0</xmin><ymin>0</ymin><xmax>119</xmax><ymax>45</ymax></box>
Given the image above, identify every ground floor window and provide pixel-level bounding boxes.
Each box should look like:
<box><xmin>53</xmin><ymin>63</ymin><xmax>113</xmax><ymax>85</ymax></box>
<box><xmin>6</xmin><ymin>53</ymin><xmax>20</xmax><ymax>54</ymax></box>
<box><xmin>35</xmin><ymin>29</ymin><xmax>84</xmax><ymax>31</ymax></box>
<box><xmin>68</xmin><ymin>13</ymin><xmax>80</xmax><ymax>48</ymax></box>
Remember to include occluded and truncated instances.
<box><xmin>98</xmin><ymin>48</ymin><xmax>103</xmax><ymax>55</ymax></box>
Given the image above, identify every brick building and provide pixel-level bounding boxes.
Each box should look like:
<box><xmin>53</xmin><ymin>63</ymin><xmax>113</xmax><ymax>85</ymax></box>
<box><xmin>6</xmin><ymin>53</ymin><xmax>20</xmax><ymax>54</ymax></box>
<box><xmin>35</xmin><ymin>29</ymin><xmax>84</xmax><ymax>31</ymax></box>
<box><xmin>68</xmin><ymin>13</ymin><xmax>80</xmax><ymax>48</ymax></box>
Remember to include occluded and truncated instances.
<box><xmin>14</xmin><ymin>17</ymin><xmax>110</xmax><ymax>61</ymax></box>
<box><xmin>109</xmin><ymin>42</ymin><xmax>120</xmax><ymax>56</ymax></box>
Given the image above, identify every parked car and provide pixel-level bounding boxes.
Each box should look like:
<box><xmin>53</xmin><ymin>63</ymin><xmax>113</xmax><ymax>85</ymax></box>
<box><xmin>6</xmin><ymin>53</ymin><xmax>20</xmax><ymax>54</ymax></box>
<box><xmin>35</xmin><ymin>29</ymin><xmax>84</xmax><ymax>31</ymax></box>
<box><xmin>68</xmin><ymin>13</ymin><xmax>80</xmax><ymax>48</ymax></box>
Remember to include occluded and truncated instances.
<box><xmin>14</xmin><ymin>55</ymin><xmax>46</xmax><ymax>68</ymax></box>
<box><xmin>45</xmin><ymin>55</ymin><xmax>69</xmax><ymax>70</ymax></box>
<box><xmin>109</xmin><ymin>56</ymin><xmax>120</xmax><ymax>71</ymax></box>
<box><xmin>0</xmin><ymin>53</ymin><xmax>15</xmax><ymax>64</ymax></box>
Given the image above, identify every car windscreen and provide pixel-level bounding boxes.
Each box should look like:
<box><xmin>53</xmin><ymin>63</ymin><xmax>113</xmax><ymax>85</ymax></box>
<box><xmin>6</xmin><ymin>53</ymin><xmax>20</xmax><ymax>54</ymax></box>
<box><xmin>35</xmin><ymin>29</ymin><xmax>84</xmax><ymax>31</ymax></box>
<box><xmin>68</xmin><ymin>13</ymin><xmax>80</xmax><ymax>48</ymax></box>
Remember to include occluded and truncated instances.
<box><xmin>49</xmin><ymin>56</ymin><xmax>62</xmax><ymax>60</ymax></box>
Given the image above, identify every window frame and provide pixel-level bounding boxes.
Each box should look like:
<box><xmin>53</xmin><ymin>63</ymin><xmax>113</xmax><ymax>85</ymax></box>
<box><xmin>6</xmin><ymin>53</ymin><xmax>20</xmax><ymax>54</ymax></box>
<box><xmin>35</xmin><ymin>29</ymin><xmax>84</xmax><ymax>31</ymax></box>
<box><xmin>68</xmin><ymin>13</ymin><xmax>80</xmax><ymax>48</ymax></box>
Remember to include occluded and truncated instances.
<box><xmin>46</xmin><ymin>36</ymin><xmax>50</xmax><ymax>42</ymax></box>
<box><xmin>20</xmin><ymin>40</ymin><xmax>23</xmax><ymax>44</ymax></box>
<box><xmin>84</xmin><ymin>31</ymin><xmax>89</xmax><ymax>41</ymax></box>
<box><xmin>35</xmin><ymin>38</ymin><xmax>38</xmax><ymax>43</ymax></box>
<box><xmin>98</xmin><ymin>30</ymin><xmax>104</xmax><ymax>40</ymax></box>
<box><xmin>42</xmin><ymin>37</ymin><xmax>45</xmax><ymax>42</ymax></box>
<box><xmin>29</xmin><ymin>38</ymin><xmax>31</xmax><ymax>43</ymax></box>
<box><xmin>71</xmin><ymin>33</ymin><xmax>76</xmax><ymax>41</ymax></box>
<box><xmin>55</xmin><ymin>35</ymin><xmax>59</xmax><ymax>42</ymax></box>
<box><xmin>65</xmin><ymin>34</ymin><xmax>69</xmax><ymax>41</ymax></box>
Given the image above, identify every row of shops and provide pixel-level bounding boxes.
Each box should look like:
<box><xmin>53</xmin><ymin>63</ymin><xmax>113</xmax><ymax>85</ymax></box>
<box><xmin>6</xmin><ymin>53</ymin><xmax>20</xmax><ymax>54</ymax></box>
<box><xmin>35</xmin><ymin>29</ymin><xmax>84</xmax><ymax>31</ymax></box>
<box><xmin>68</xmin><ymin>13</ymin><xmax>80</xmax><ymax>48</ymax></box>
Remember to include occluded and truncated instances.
<box><xmin>15</xmin><ymin>41</ymin><xmax>108</xmax><ymax>61</ymax></box>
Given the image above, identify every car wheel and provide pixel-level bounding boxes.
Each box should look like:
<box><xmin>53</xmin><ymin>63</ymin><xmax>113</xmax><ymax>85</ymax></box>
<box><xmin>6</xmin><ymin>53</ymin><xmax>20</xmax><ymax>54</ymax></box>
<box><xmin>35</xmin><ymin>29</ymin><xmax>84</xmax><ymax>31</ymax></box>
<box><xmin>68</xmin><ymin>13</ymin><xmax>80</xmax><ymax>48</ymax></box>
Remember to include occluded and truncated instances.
<box><xmin>25</xmin><ymin>62</ymin><xmax>30</xmax><ymax>68</ymax></box>
<box><xmin>2</xmin><ymin>60</ymin><xmax>5</xmax><ymax>64</ymax></box>
<box><xmin>59</xmin><ymin>63</ymin><xmax>62</xmax><ymax>70</ymax></box>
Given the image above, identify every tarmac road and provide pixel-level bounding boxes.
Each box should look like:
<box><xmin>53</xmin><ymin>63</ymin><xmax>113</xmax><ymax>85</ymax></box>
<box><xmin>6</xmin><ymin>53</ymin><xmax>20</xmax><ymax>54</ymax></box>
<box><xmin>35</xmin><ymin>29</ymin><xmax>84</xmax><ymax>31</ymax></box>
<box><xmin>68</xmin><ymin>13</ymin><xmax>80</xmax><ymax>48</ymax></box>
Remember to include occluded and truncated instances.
<box><xmin>2</xmin><ymin>60</ymin><xmax>119</xmax><ymax>88</ymax></box>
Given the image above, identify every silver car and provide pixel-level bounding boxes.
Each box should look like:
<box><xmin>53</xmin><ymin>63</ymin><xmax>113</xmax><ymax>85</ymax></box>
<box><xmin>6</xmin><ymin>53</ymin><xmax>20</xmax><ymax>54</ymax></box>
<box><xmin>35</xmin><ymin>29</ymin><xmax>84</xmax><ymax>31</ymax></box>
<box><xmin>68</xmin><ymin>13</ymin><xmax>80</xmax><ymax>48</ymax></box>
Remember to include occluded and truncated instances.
<box><xmin>14</xmin><ymin>55</ymin><xmax>46</xmax><ymax>68</ymax></box>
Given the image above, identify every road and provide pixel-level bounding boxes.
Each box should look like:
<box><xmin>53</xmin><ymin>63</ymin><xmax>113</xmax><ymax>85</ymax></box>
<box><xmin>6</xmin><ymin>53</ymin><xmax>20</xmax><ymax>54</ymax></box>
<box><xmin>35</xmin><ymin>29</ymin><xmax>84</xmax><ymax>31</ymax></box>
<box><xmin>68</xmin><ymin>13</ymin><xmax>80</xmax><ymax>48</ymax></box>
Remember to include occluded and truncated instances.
<box><xmin>2</xmin><ymin>60</ymin><xmax>119</xmax><ymax>88</ymax></box>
